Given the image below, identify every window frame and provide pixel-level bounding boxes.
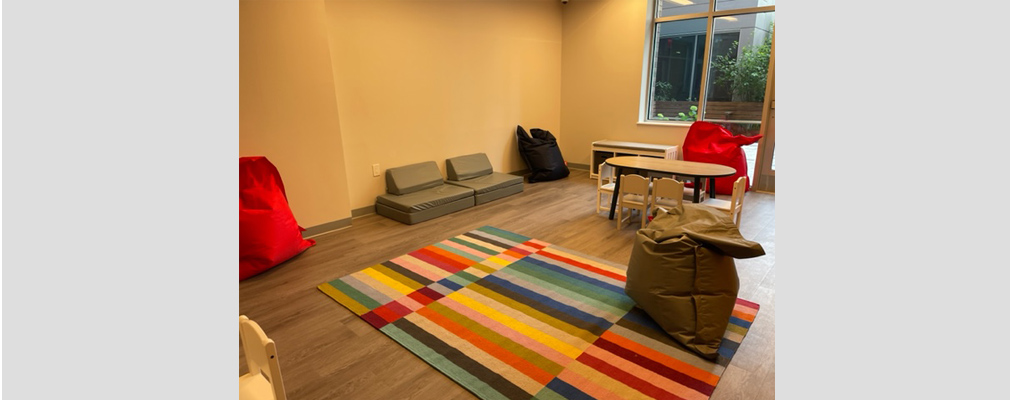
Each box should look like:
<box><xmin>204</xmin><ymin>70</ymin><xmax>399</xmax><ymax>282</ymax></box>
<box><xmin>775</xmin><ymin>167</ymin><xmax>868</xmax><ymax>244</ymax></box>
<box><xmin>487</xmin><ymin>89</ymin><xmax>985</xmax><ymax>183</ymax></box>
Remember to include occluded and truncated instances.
<box><xmin>640</xmin><ymin>0</ymin><xmax>775</xmax><ymax>125</ymax></box>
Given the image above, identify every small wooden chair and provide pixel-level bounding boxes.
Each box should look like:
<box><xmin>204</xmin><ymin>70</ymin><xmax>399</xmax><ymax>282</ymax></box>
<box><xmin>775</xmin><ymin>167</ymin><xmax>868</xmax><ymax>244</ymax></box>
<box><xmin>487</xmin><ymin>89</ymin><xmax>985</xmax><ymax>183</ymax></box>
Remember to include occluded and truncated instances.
<box><xmin>650</xmin><ymin>177</ymin><xmax>685</xmax><ymax>216</ymax></box>
<box><xmin>617</xmin><ymin>174</ymin><xmax>650</xmax><ymax>230</ymax></box>
<box><xmin>240</xmin><ymin>315</ymin><xmax>286</xmax><ymax>400</ymax></box>
<box><xmin>701</xmin><ymin>176</ymin><xmax>747</xmax><ymax>226</ymax></box>
<box><xmin>596</xmin><ymin>162</ymin><xmax>617</xmax><ymax>214</ymax></box>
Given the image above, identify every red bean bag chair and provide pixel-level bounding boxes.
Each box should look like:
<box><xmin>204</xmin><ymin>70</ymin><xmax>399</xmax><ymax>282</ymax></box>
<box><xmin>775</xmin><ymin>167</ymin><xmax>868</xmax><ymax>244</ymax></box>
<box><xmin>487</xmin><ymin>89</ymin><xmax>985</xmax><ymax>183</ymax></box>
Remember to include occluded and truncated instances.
<box><xmin>240</xmin><ymin>156</ymin><xmax>315</xmax><ymax>281</ymax></box>
<box><xmin>682</xmin><ymin>121</ymin><xmax>762</xmax><ymax>195</ymax></box>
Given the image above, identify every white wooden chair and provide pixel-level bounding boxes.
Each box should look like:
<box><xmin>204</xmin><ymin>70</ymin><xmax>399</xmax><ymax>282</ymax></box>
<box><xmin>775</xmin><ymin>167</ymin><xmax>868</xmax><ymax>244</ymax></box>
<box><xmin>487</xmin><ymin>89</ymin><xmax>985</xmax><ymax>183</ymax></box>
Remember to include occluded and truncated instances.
<box><xmin>701</xmin><ymin>176</ymin><xmax>747</xmax><ymax>226</ymax></box>
<box><xmin>596</xmin><ymin>162</ymin><xmax>617</xmax><ymax>214</ymax></box>
<box><xmin>240</xmin><ymin>315</ymin><xmax>286</xmax><ymax>400</ymax></box>
<box><xmin>616</xmin><ymin>174</ymin><xmax>650</xmax><ymax>230</ymax></box>
<box><xmin>650</xmin><ymin>177</ymin><xmax>685</xmax><ymax>216</ymax></box>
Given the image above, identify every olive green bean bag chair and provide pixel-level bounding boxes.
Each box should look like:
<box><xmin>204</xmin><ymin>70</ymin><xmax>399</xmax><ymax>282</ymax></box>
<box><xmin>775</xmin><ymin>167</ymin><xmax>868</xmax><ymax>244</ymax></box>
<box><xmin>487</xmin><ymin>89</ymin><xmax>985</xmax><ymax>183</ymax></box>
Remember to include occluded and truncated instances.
<box><xmin>625</xmin><ymin>204</ymin><xmax>765</xmax><ymax>360</ymax></box>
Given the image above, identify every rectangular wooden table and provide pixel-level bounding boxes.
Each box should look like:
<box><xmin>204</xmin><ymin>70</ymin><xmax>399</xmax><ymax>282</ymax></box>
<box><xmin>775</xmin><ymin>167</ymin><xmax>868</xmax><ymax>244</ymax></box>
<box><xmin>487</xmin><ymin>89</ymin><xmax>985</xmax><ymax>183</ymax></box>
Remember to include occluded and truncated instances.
<box><xmin>604</xmin><ymin>156</ymin><xmax>737</xmax><ymax>220</ymax></box>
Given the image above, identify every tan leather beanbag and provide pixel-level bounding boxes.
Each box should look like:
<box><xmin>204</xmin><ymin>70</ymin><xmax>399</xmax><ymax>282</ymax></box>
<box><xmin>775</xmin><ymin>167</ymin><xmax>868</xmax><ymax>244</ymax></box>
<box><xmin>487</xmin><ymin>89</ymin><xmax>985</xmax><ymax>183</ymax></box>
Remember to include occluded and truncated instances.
<box><xmin>625</xmin><ymin>204</ymin><xmax>765</xmax><ymax>360</ymax></box>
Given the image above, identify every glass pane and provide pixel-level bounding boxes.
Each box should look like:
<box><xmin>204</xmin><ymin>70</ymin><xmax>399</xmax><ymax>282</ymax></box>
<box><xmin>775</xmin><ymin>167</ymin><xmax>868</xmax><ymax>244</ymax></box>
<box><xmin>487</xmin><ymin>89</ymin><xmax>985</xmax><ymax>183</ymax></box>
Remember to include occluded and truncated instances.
<box><xmin>648</xmin><ymin>18</ymin><xmax>707</xmax><ymax>121</ymax></box>
<box><xmin>770</xmin><ymin>143</ymin><xmax>776</xmax><ymax>171</ymax></box>
<box><xmin>709</xmin><ymin>122</ymin><xmax>762</xmax><ymax>182</ymax></box>
<box><xmin>716</xmin><ymin>0</ymin><xmax>775</xmax><ymax>12</ymax></box>
<box><xmin>658</xmin><ymin>0</ymin><xmax>711</xmax><ymax>18</ymax></box>
<box><xmin>702</xmin><ymin>11</ymin><xmax>773</xmax><ymax>122</ymax></box>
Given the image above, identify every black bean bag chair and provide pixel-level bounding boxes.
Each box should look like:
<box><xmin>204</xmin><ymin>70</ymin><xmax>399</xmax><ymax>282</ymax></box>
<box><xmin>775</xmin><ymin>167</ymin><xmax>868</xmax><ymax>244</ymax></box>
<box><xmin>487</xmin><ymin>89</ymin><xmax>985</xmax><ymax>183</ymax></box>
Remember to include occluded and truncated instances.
<box><xmin>516</xmin><ymin>125</ymin><xmax>569</xmax><ymax>183</ymax></box>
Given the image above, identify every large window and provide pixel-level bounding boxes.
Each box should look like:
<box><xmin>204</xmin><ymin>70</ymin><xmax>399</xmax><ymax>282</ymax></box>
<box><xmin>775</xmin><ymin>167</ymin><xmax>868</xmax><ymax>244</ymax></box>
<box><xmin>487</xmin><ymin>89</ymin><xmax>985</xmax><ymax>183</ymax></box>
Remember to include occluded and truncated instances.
<box><xmin>644</xmin><ymin>0</ymin><xmax>774</xmax><ymax>126</ymax></box>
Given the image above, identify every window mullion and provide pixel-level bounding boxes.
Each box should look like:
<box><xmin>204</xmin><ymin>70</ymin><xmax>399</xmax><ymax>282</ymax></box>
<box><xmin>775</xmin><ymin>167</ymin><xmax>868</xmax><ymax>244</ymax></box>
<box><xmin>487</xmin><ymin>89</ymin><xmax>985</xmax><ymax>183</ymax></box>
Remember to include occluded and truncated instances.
<box><xmin>696</xmin><ymin>15</ymin><xmax>714</xmax><ymax>121</ymax></box>
<box><xmin>657</xmin><ymin>5</ymin><xmax>774</xmax><ymax>23</ymax></box>
<box><xmin>654</xmin><ymin>12</ymin><xmax>712</xmax><ymax>24</ymax></box>
<box><xmin>713</xmin><ymin>6</ymin><xmax>775</xmax><ymax>17</ymax></box>
<box><xmin>645</xmin><ymin>24</ymin><xmax>661</xmax><ymax>121</ymax></box>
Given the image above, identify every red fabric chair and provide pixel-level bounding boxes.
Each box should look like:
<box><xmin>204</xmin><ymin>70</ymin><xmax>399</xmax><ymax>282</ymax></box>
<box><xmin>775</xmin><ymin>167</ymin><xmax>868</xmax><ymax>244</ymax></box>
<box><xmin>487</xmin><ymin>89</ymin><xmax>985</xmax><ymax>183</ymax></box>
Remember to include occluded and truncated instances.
<box><xmin>682</xmin><ymin>121</ymin><xmax>762</xmax><ymax>195</ymax></box>
<box><xmin>240</xmin><ymin>157</ymin><xmax>315</xmax><ymax>281</ymax></box>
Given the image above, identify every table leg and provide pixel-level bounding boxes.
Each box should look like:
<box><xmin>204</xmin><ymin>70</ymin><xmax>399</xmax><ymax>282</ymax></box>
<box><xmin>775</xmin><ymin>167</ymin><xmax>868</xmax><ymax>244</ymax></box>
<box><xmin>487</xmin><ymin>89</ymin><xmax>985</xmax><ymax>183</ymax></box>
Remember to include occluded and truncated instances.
<box><xmin>693</xmin><ymin>176</ymin><xmax>702</xmax><ymax>203</ymax></box>
<box><xmin>609</xmin><ymin>167</ymin><xmax>623</xmax><ymax>220</ymax></box>
<box><xmin>709</xmin><ymin>177</ymin><xmax>717</xmax><ymax>199</ymax></box>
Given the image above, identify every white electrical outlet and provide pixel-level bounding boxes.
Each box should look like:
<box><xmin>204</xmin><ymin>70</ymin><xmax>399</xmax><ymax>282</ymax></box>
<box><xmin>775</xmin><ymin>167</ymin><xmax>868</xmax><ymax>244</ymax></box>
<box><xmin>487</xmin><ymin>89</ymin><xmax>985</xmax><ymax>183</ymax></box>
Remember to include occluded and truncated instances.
<box><xmin>372</xmin><ymin>164</ymin><xmax>380</xmax><ymax>177</ymax></box>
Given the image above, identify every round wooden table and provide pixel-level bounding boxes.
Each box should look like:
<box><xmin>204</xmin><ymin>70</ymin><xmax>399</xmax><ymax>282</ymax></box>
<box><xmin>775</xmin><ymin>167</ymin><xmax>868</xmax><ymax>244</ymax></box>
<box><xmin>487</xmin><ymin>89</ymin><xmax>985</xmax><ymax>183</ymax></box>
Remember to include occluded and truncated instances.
<box><xmin>604</xmin><ymin>156</ymin><xmax>737</xmax><ymax>220</ymax></box>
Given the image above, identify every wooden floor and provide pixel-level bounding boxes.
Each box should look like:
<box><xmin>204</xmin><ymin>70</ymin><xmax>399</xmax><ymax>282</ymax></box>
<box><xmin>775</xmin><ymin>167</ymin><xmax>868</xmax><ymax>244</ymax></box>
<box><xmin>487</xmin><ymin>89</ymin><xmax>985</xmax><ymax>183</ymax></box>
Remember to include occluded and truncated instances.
<box><xmin>240</xmin><ymin>168</ymin><xmax>775</xmax><ymax>400</ymax></box>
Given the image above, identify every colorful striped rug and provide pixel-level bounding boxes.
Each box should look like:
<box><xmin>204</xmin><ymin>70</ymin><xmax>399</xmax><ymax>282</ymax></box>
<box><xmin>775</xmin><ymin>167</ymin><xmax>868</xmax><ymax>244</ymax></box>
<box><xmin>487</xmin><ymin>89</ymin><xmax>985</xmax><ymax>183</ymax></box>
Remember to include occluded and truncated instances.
<box><xmin>318</xmin><ymin>226</ymin><xmax>758</xmax><ymax>400</ymax></box>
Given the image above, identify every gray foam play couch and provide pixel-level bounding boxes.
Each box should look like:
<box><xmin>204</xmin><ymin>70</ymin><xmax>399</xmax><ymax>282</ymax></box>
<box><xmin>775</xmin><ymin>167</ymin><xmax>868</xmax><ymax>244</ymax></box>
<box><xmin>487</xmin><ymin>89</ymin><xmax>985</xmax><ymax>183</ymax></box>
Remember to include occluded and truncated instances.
<box><xmin>375</xmin><ymin>161</ymin><xmax>475</xmax><ymax>225</ymax></box>
<box><xmin>375</xmin><ymin>154</ymin><xmax>524</xmax><ymax>224</ymax></box>
<box><xmin>444</xmin><ymin>153</ymin><xmax>524</xmax><ymax>205</ymax></box>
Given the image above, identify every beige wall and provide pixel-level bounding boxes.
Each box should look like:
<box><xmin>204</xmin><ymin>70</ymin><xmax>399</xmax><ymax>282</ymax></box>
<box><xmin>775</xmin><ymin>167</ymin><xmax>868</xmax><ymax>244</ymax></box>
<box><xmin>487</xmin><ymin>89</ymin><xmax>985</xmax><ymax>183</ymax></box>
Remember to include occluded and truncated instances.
<box><xmin>240</xmin><ymin>0</ymin><xmax>352</xmax><ymax>227</ymax></box>
<box><xmin>560</xmin><ymin>0</ymin><xmax>690</xmax><ymax>167</ymax></box>
<box><xmin>239</xmin><ymin>0</ymin><xmax>686</xmax><ymax>227</ymax></box>
<box><xmin>324</xmin><ymin>0</ymin><xmax>563</xmax><ymax>210</ymax></box>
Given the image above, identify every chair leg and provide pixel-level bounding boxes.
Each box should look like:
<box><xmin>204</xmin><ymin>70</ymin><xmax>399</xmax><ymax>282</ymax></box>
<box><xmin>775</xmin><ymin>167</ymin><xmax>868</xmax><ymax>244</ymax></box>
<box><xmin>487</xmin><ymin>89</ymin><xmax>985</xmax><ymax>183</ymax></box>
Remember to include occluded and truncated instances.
<box><xmin>640</xmin><ymin>207</ymin><xmax>648</xmax><ymax>229</ymax></box>
<box><xmin>596</xmin><ymin>192</ymin><xmax>601</xmax><ymax>213</ymax></box>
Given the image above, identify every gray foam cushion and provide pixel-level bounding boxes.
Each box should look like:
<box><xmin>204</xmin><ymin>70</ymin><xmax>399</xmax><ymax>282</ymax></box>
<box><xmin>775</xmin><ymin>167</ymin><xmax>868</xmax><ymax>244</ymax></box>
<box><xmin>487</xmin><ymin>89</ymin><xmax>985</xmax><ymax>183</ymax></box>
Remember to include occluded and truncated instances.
<box><xmin>445</xmin><ymin>172</ymin><xmax>522</xmax><ymax>194</ymax></box>
<box><xmin>375</xmin><ymin>184</ymin><xmax>474</xmax><ymax>212</ymax></box>
<box><xmin>446</xmin><ymin>153</ymin><xmax>494</xmax><ymax>181</ymax></box>
<box><xmin>385</xmin><ymin>161</ymin><xmax>444</xmax><ymax>195</ymax></box>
